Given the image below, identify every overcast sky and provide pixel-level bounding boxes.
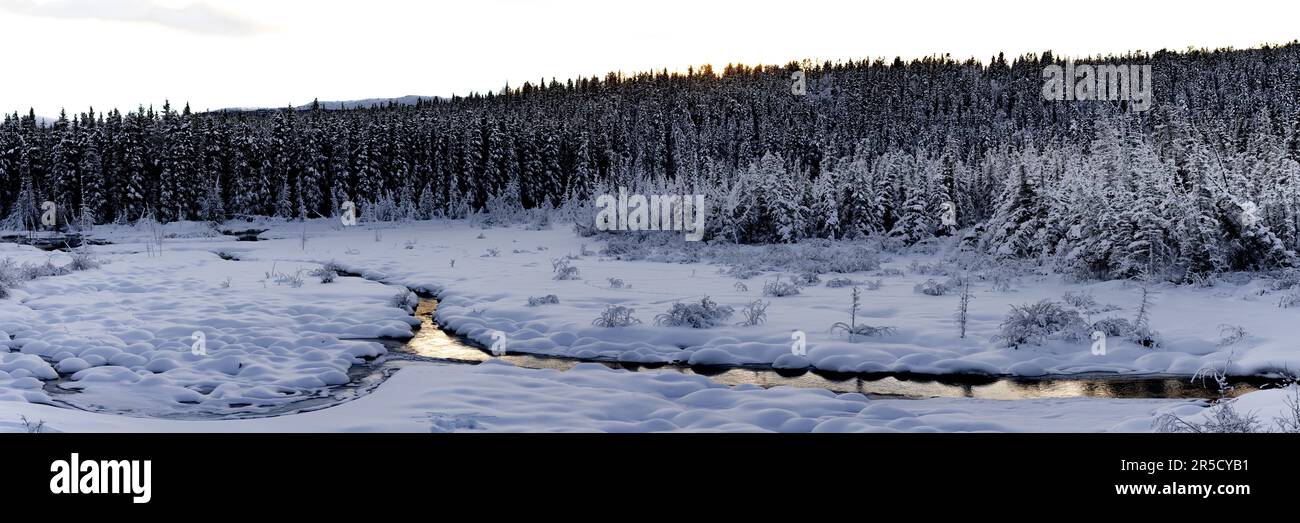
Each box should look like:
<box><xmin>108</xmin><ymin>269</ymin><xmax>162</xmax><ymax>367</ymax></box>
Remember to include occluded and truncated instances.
<box><xmin>1</xmin><ymin>0</ymin><xmax>1296</xmax><ymax>116</ymax></box>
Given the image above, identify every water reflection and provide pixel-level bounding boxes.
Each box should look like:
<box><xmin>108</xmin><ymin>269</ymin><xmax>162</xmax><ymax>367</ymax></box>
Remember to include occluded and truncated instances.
<box><xmin>404</xmin><ymin>299</ymin><xmax>1265</xmax><ymax>401</ymax></box>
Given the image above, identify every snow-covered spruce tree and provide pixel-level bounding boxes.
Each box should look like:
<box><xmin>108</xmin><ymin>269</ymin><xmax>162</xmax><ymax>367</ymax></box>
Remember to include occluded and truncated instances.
<box><xmin>983</xmin><ymin>146</ymin><xmax>1048</xmax><ymax>259</ymax></box>
<box><xmin>809</xmin><ymin>157</ymin><xmax>840</xmax><ymax>239</ymax></box>
<box><xmin>1</xmin><ymin>176</ymin><xmax>38</xmax><ymax>231</ymax></box>
<box><xmin>889</xmin><ymin>156</ymin><xmax>939</xmax><ymax>246</ymax></box>
<box><xmin>837</xmin><ymin>153</ymin><xmax>882</xmax><ymax>239</ymax></box>
<box><xmin>1115</xmin><ymin>139</ymin><xmax>1176</xmax><ymax>279</ymax></box>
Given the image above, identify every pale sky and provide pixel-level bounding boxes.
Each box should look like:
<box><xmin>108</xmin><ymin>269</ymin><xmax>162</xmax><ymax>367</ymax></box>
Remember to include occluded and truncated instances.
<box><xmin>1</xmin><ymin>0</ymin><xmax>1296</xmax><ymax>117</ymax></box>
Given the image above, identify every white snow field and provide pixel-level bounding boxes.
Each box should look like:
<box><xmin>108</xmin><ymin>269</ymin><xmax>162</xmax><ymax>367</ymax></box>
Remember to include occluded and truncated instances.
<box><xmin>0</xmin><ymin>217</ymin><xmax>1296</xmax><ymax>432</ymax></box>
<box><xmin>0</xmin><ymin>360</ymin><xmax>1198</xmax><ymax>433</ymax></box>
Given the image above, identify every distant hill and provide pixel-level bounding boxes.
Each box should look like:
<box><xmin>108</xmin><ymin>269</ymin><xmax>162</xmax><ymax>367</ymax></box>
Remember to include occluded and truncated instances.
<box><xmin>214</xmin><ymin>95</ymin><xmax>437</xmax><ymax>114</ymax></box>
<box><xmin>297</xmin><ymin>95</ymin><xmax>436</xmax><ymax>110</ymax></box>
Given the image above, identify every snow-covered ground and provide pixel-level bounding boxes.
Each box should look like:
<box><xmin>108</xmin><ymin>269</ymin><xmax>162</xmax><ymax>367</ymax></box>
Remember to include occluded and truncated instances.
<box><xmin>1</xmin><ymin>217</ymin><xmax>1296</xmax><ymax>432</ymax></box>
<box><xmin>0</xmin><ymin>360</ymin><xmax>1198</xmax><ymax>433</ymax></box>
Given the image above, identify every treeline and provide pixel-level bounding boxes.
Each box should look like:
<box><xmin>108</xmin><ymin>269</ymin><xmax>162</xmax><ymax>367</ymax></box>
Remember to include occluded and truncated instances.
<box><xmin>2</xmin><ymin>43</ymin><xmax>1300</xmax><ymax>280</ymax></box>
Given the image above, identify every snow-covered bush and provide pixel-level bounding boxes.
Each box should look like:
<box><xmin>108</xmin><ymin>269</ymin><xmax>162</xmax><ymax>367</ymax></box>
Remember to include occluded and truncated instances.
<box><xmin>1156</xmin><ymin>402</ymin><xmax>1263</xmax><ymax>433</ymax></box>
<box><xmin>526</xmin><ymin>294</ymin><xmax>560</xmax><ymax>307</ymax></box>
<box><xmin>1217</xmin><ymin>324</ymin><xmax>1249</xmax><ymax>347</ymax></box>
<box><xmin>551</xmin><ymin>258</ymin><xmax>581</xmax><ymax>281</ymax></box>
<box><xmin>762</xmin><ymin>278</ymin><xmax>801</xmax><ymax>297</ymax></box>
<box><xmin>801</xmin><ymin>244</ymin><xmax>882</xmax><ymax>274</ymax></box>
<box><xmin>391</xmin><ymin>289</ymin><xmax>418</xmax><ymax>311</ymax></box>
<box><xmin>995</xmin><ymin>300</ymin><xmax>1087</xmax><ymax>348</ymax></box>
<box><xmin>736</xmin><ymin>299</ymin><xmax>768</xmax><ymax>327</ymax></box>
<box><xmin>21</xmin><ymin>260</ymin><xmax>70</xmax><ymax>280</ymax></box>
<box><xmin>1269</xmin><ymin>269</ymin><xmax>1300</xmax><ymax>291</ymax></box>
<box><xmin>792</xmin><ymin>271</ymin><xmax>821</xmax><ymax>286</ymax></box>
<box><xmin>913</xmin><ymin>279</ymin><xmax>953</xmax><ymax>296</ymax></box>
<box><xmin>310</xmin><ymin>266</ymin><xmax>338</xmax><ymax>284</ymax></box>
<box><xmin>832</xmin><ymin>322</ymin><xmax>896</xmax><ymax>340</ymax></box>
<box><xmin>724</xmin><ymin>264</ymin><xmax>762</xmax><ymax>280</ymax></box>
<box><xmin>827</xmin><ymin>277</ymin><xmax>882</xmax><ymax>290</ymax></box>
<box><xmin>592</xmin><ymin>305</ymin><xmax>641</xmax><ymax>328</ymax></box>
<box><xmin>825</xmin><ymin>277</ymin><xmax>857</xmax><ymax>288</ymax></box>
<box><xmin>67</xmin><ymin>247</ymin><xmax>101</xmax><ymax>271</ymax></box>
<box><xmin>1061</xmin><ymin>291</ymin><xmax>1099</xmax><ymax>312</ymax></box>
<box><xmin>1089</xmin><ymin>317</ymin><xmax>1134</xmax><ymax>337</ymax></box>
<box><xmin>607</xmin><ymin>277</ymin><xmax>626</xmax><ymax>289</ymax></box>
<box><xmin>1279</xmin><ymin>290</ymin><xmax>1300</xmax><ymax>309</ymax></box>
<box><xmin>482</xmin><ymin>248</ymin><xmax>500</xmax><ymax>258</ymax></box>
<box><xmin>654</xmin><ymin>296</ymin><xmax>734</xmax><ymax>328</ymax></box>
<box><xmin>876</xmin><ymin>268</ymin><xmax>905</xmax><ymax>277</ymax></box>
<box><xmin>908</xmin><ymin>260</ymin><xmax>953</xmax><ymax>276</ymax></box>
<box><xmin>0</xmin><ymin>258</ymin><xmax>18</xmax><ymax>298</ymax></box>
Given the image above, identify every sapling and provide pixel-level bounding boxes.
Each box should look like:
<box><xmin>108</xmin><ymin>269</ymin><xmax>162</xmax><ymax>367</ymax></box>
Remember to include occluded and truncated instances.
<box><xmin>955</xmin><ymin>278</ymin><xmax>973</xmax><ymax>338</ymax></box>
<box><xmin>1130</xmin><ymin>284</ymin><xmax>1160</xmax><ymax>347</ymax></box>
<box><xmin>830</xmin><ymin>287</ymin><xmax>895</xmax><ymax>341</ymax></box>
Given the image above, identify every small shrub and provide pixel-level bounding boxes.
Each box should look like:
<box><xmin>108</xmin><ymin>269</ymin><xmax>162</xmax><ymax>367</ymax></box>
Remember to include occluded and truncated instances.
<box><xmin>19</xmin><ymin>415</ymin><xmax>46</xmax><ymax>433</ymax></box>
<box><xmin>1280</xmin><ymin>290</ymin><xmax>1300</xmax><ymax>309</ymax></box>
<box><xmin>1270</xmin><ymin>269</ymin><xmax>1300</xmax><ymax>291</ymax></box>
<box><xmin>908</xmin><ymin>260</ymin><xmax>952</xmax><ymax>276</ymax></box>
<box><xmin>21</xmin><ymin>260</ymin><xmax>69</xmax><ymax>280</ymax></box>
<box><xmin>736</xmin><ymin>299</ymin><xmax>769</xmax><ymax>327</ymax></box>
<box><xmin>654</xmin><ymin>296</ymin><xmax>735</xmax><ymax>328</ymax></box>
<box><xmin>218</xmin><ymin>277</ymin><xmax>232</xmax><ymax>289</ymax></box>
<box><xmin>792</xmin><ymin>271</ymin><xmax>821</xmax><ymax>286</ymax></box>
<box><xmin>913</xmin><ymin>279</ymin><xmax>952</xmax><ymax>296</ymax></box>
<box><xmin>607</xmin><ymin>277</ymin><xmax>627</xmax><ymax>289</ymax></box>
<box><xmin>483</xmin><ymin>248</ymin><xmax>500</xmax><ymax>258</ymax></box>
<box><xmin>0</xmin><ymin>258</ymin><xmax>17</xmax><ymax>298</ymax></box>
<box><xmin>996</xmin><ymin>300</ymin><xmax>1087</xmax><ymax>348</ymax></box>
<box><xmin>272</xmin><ymin>269</ymin><xmax>305</xmax><ymax>288</ymax></box>
<box><xmin>1063</xmin><ymin>290</ymin><xmax>1119</xmax><ymax>319</ymax></box>
<box><xmin>592</xmin><ymin>305</ymin><xmax>641</xmax><ymax>328</ymax></box>
<box><xmin>876</xmin><ymin>268</ymin><xmax>905</xmax><ymax>277</ymax></box>
<box><xmin>733</xmin><ymin>281</ymin><xmax>749</xmax><ymax>292</ymax></box>
<box><xmin>391</xmin><ymin>289</ymin><xmax>418</xmax><ymax>311</ymax></box>
<box><xmin>527</xmin><ymin>294</ymin><xmax>560</xmax><ymax>307</ymax></box>
<box><xmin>825</xmin><ymin>277</ymin><xmax>857</xmax><ymax>288</ymax></box>
<box><xmin>724</xmin><ymin>264</ymin><xmax>762</xmax><ymax>280</ymax></box>
<box><xmin>1090</xmin><ymin>317</ymin><xmax>1134</xmax><ymax>337</ymax></box>
<box><xmin>1218</xmin><ymin>324</ymin><xmax>1249</xmax><ymax>348</ymax></box>
<box><xmin>862</xmin><ymin>279</ymin><xmax>883</xmax><ymax>290</ymax></box>
<box><xmin>309</xmin><ymin>267</ymin><xmax>338</xmax><ymax>284</ymax></box>
<box><xmin>551</xmin><ymin>258</ymin><xmax>581</xmax><ymax>281</ymax></box>
<box><xmin>67</xmin><ymin>247</ymin><xmax>101</xmax><ymax>271</ymax></box>
<box><xmin>1156</xmin><ymin>403</ymin><xmax>1263</xmax><ymax>434</ymax></box>
<box><xmin>832</xmin><ymin>323</ymin><xmax>897</xmax><ymax>340</ymax></box>
<box><xmin>762</xmin><ymin>278</ymin><xmax>801</xmax><ymax>297</ymax></box>
<box><xmin>1062</xmin><ymin>290</ymin><xmax>1098</xmax><ymax>311</ymax></box>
